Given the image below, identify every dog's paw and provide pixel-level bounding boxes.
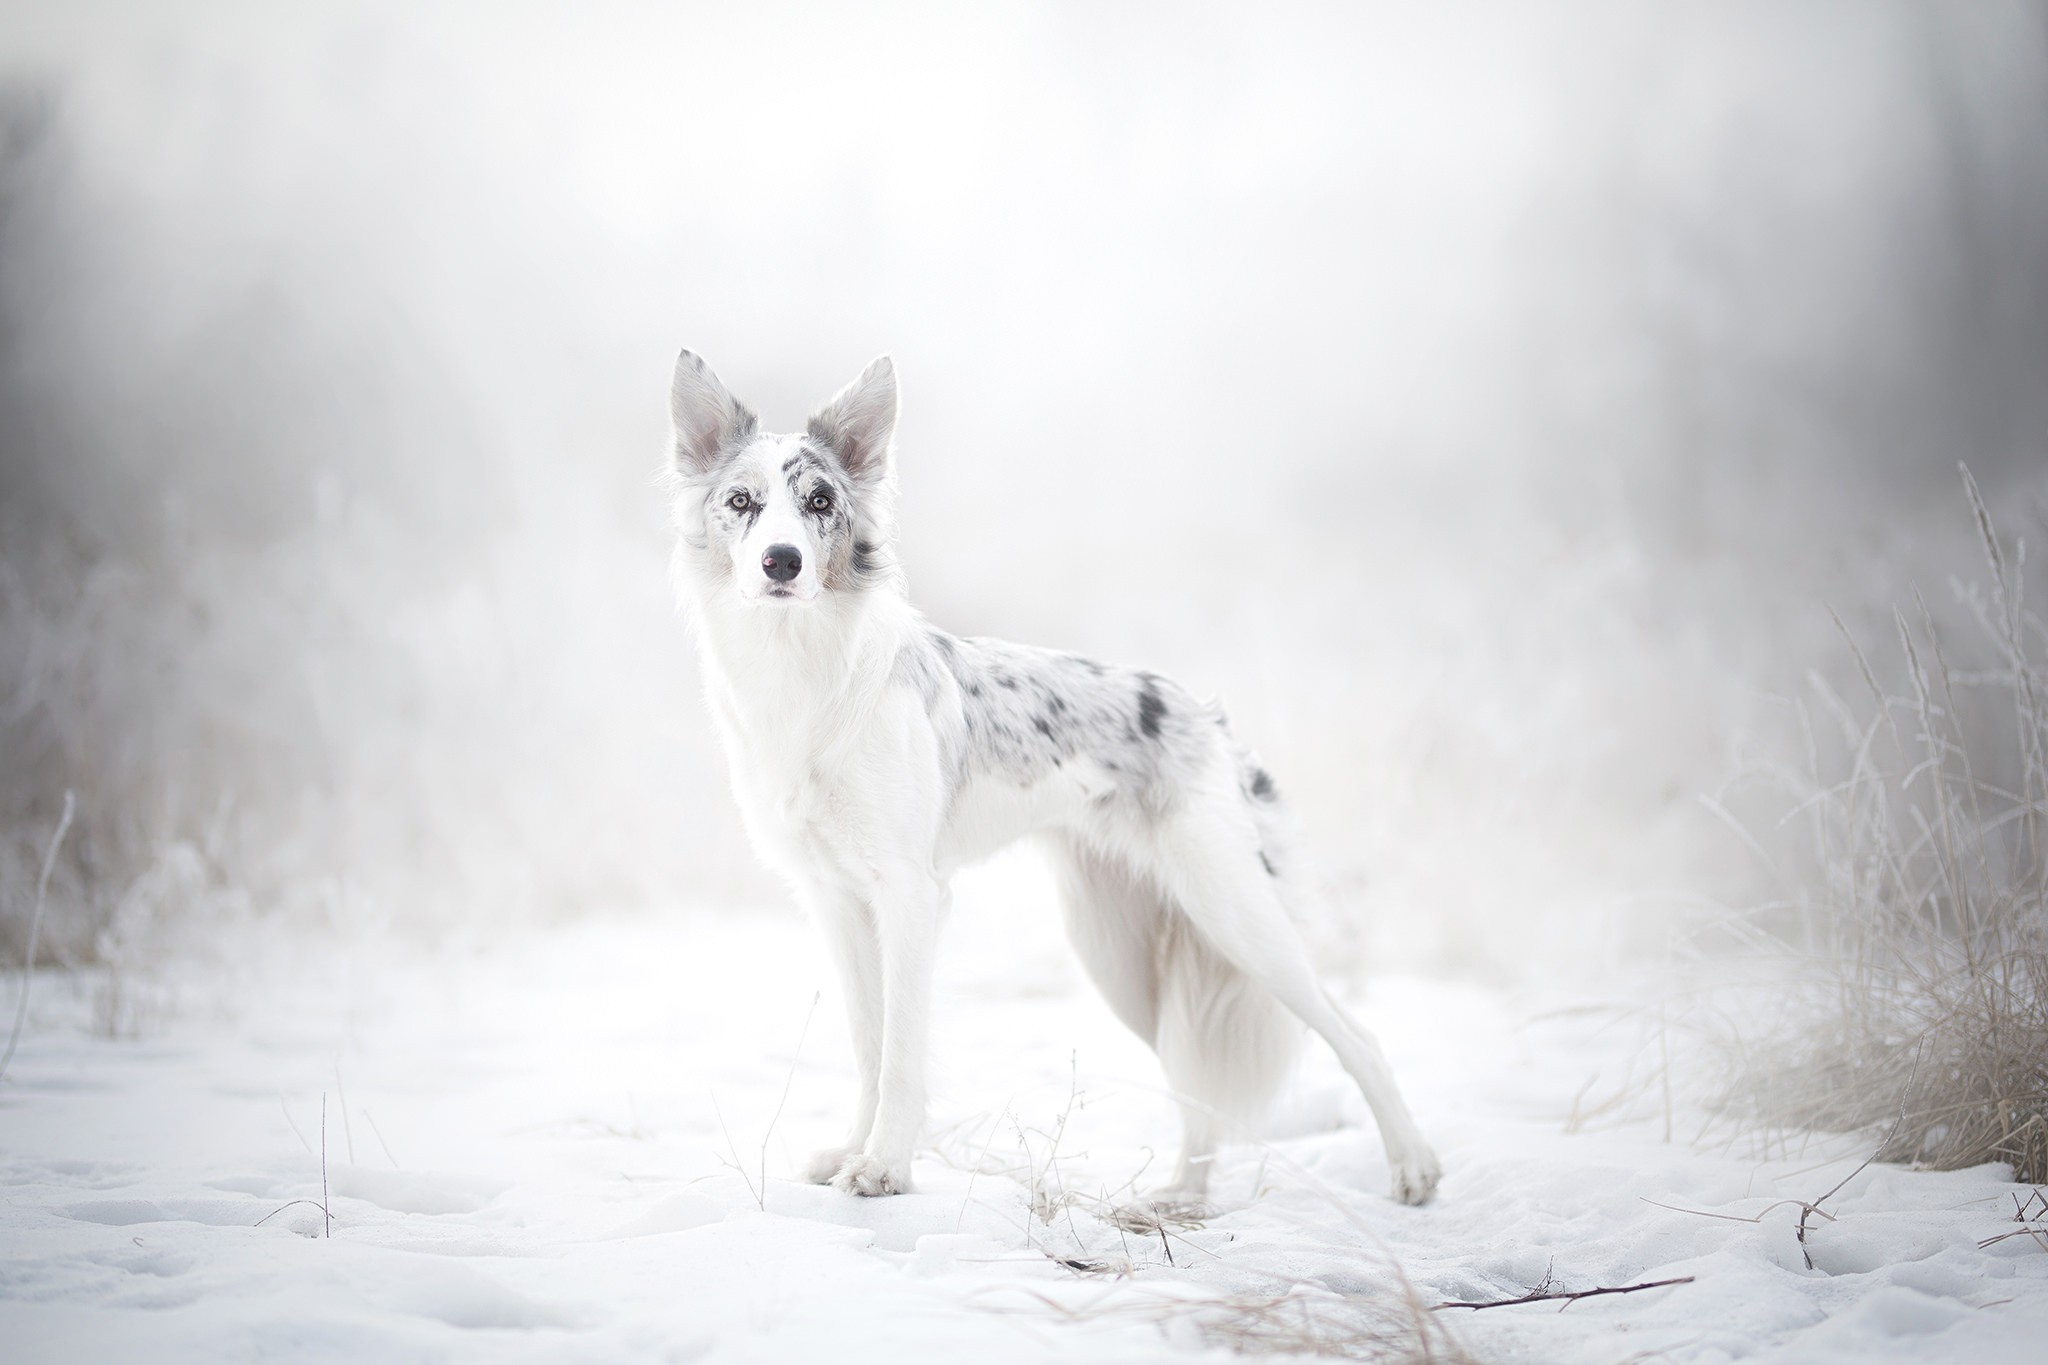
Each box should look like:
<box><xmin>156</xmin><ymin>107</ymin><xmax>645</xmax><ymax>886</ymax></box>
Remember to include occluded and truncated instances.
<box><xmin>829</xmin><ymin>1152</ymin><xmax>912</xmax><ymax>1197</ymax></box>
<box><xmin>1388</xmin><ymin>1144</ymin><xmax>1442</xmax><ymax>1206</ymax></box>
<box><xmin>803</xmin><ymin>1146</ymin><xmax>857</xmax><ymax>1185</ymax></box>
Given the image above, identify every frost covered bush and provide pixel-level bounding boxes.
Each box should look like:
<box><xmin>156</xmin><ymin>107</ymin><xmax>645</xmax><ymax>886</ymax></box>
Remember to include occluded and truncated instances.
<box><xmin>1727</xmin><ymin>467</ymin><xmax>2048</xmax><ymax>1182</ymax></box>
<box><xmin>0</xmin><ymin>82</ymin><xmax>754</xmax><ymax>967</ymax></box>
<box><xmin>0</xmin><ymin>498</ymin><xmax>745</xmax><ymax>966</ymax></box>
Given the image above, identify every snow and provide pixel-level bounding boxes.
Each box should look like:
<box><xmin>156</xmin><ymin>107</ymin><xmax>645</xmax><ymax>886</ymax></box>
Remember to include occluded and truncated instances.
<box><xmin>3</xmin><ymin>851</ymin><xmax>2045</xmax><ymax>1363</ymax></box>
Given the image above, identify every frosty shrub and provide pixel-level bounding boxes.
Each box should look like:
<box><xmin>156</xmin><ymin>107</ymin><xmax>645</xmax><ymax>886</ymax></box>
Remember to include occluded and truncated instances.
<box><xmin>1731</xmin><ymin>466</ymin><xmax>2047</xmax><ymax>1182</ymax></box>
<box><xmin>0</xmin><ymin>83</ymin><xmax>752</xmax><ymax>969</ymax></box>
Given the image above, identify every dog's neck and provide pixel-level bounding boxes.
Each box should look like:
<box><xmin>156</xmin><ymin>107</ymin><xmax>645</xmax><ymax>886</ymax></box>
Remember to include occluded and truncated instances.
<box><xmin>686</xmin><ymin>579</ymin><xmax>916</xmax><ymax>739</ymax></box>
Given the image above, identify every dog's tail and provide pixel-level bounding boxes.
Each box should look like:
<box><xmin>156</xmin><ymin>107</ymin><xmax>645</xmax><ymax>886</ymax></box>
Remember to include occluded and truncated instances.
<box><xmin>1153</xmin><ymin>907</ymin><xmax>1300</xmax><ymax>1148</ymax></box>
<box><xmin>1053</xmin><ymin>835</ymin><xmax>1299</xmax><ymax>1181</ymax></box>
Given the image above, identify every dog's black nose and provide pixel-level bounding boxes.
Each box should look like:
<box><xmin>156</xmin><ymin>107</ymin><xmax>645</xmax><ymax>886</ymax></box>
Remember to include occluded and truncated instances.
<box><xmin>761</xmin><ymin>544</ymin><xmax>802</xmax><ymax>583</ymax></box>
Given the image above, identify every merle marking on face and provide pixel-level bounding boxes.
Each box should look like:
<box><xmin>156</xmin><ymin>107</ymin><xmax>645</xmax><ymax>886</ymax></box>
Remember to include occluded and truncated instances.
<box><xmin>667</xmin><ymin>352</ymin><xmax>902</xmax><ymax>603</ymax></box>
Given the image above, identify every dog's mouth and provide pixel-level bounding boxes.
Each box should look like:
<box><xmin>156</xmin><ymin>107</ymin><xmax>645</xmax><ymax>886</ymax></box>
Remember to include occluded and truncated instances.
<box><xmin>736</xmin><ymin>566</ymin><xmax>819</xmax><ymax>604</ymax></box>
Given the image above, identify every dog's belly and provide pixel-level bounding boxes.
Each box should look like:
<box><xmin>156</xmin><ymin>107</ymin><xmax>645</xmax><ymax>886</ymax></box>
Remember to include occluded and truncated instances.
<box><xmin>935</xmin><ymin>758</ymin><xmax>1116</xmax><ymax>875</ymax></box>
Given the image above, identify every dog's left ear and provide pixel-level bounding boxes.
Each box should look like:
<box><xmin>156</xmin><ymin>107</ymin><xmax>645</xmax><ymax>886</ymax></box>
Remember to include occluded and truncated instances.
<box><xmin>807</xmin><ymin>356</ymin><xmax>897</xmax><ymax>481</ymax></box>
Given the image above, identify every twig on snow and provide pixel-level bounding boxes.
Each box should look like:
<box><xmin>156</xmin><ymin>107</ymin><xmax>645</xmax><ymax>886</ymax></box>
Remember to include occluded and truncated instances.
<box><xmin>708</xmin><ymin>1088</ymin><xmax>758</xmax><ymax>1208</ymax></box>
<box><xmin>1796</xmin><ymin>1081</ymin><xmax>1912</xmax><ymax>1267</ymax></box>
<box><xmin>710</xmin><ymin>991</ymin><xmax>821</xmax><ymax>1212</ymax></box>
<box><xmin>760</xmin><ymin>991</ymin><xmax>820</xmax><ymax>1207</ymax></box>
<box><xmin>1978</xmin><ymin>1188</ymin><xmax>2048</xmax><ymax>1251</ymax></box>
<box><xmin>1434</xmin><ymin>1276</ymin><xmax>1695</xmax><ymax>1312</ymax></box>
<box><xmin>1646</xmin><ymin>1076</ymin><xmax>1915</xmax><ymax>1270</ymax></box>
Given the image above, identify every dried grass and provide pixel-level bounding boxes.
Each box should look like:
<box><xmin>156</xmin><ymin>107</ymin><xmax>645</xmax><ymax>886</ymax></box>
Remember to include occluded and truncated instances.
<box><xmin>1720</xmin><ymin>466</ymin><xmax>2048</xmax><ymax>1181</ymax></box>
<box><xmin>977</xmin><ymin>1280</ymin><xmax>1473</xmax><ymax>1363</ymax></box>
<box><xmin>927</xmin><ymin>1078</ymin><xmax>1472</xmax><ymax>1361</ymax></box>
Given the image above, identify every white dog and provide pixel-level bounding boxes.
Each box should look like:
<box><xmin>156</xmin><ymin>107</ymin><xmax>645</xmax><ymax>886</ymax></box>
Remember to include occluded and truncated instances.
<box><xmin>665</xmin><ymin>351</ymin><xmax>1441</xmax><ymax>1205</ymax></box>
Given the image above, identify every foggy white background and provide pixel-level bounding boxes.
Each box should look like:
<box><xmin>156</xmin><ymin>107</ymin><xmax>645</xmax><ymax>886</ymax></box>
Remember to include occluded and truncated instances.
<box><xmin>3</xmin><ymin>0</ymin><xmax>2045</xmax><ymax>985</ymax></box>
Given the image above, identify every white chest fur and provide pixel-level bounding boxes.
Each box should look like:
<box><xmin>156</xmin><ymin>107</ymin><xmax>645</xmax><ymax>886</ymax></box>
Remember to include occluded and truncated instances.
<box><xmin>692</xmin><ymin>594</ymin><xmax>943</xmax><ymax>887</ymax></box>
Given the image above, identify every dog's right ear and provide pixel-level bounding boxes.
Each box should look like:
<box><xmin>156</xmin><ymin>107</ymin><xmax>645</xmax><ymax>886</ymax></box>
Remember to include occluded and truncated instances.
<box><xmin>670</xmin><ymin>349</ymin><xmax>757</xmax><ymax>474</ymax></box>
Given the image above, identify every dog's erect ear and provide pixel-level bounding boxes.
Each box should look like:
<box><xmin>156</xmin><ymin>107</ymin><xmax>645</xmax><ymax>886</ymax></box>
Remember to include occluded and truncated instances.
<box><xmin>670</xmin><ymin>349</ymin><xmax>757</xmax><ymax>474</ymax></box>
<box><xmin>807</xmin><ymin>356</ymin><xmax>897</xmax><ymax>481</ymax></box>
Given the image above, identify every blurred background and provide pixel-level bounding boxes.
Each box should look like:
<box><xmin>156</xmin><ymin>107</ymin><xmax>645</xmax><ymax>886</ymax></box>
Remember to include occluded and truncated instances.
<box><xmin>3</xmin><ymin>0</ymin><xmax>2044</xmax><ymax>988</ymax></box>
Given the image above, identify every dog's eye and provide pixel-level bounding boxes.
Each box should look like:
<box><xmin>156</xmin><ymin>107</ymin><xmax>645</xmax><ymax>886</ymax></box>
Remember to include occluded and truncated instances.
<box><xmin>727</xmin><ymin>491</ymin><xmax>751</xmax><ymax>512</ymax></box>
<box><xmin>808</xmin><ymin>491</ymin><xmax>833</xmax><ymax>514</ymax></box>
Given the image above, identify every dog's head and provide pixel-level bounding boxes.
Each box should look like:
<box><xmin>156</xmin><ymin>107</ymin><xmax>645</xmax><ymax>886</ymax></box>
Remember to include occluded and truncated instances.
<box><xmin>667</xmin><ymin>352</ymin><xmax>898</xmax><ymax>605</ymax></box>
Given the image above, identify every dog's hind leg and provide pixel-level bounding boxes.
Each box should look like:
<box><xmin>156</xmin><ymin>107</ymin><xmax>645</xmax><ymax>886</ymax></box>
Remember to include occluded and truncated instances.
<box><xmin>797</xmin><ymin>883</ymin><xmax>882</xmax><ymax>1184</ymax></box>
<box><xmin>1147</xmin><ymin>791</ymin><xmax>1442</xmax><ymax>1206</ymax></box>
<box><xmin>1050</xmin><ymin>834</ymin><xmax>1297</xmax><ymax>1204</ymax></box>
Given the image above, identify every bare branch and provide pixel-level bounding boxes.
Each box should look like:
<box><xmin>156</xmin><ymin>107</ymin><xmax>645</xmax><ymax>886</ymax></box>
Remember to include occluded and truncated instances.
<box><xmin>1434</xmin><ymin>1276</ymin><xmax>1695</xmax><ymax>1312</ymax></box>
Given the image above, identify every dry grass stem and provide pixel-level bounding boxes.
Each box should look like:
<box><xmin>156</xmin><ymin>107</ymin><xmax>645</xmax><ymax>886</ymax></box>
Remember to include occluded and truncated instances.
<box><xmin>1644</xmin><ymin>1100</ymin><xmax>1908</xmax><ymax>1269</ymax></box>
<box><xmin>0</xmin><ymin>790</ymin><xmax>75</xmax><ymax>1084</ymax></box>
<box><xmin>1977</xmin><ymin>1187</ymin><xmax>2048</xmax><ymax>1251</ymax></box>
<box><xmin>363</xmin><ymin>1107</ymin><xmax>401</xmax><ymax>1169</ymax></box>
<box><xmin>320</xmin><ymin>1091</ymin><xmax>332</xmax><ymax>1237</ymax></box>
<box><xmin>975</xmin><ymin>1281</ymin><xmax>1474</xmax><ymax>1363</ymax></box>
<box><xmin>332</xmin><ymin>1061</ymin><xmax>356</xmax><ymax>1165</ymax></box>
<box><xmin>1715</xmin><ymin>466</ymin><xmax>2048</xmax><ymax>1181</ymax></box>
<box><xmin>933</xmin><ymin>1081</ymin><xmax>1470</xmax><ymax>1360</ymax></box>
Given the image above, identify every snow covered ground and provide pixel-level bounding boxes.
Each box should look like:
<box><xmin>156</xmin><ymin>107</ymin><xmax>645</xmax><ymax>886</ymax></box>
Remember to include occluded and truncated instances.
<box><xmin>3</xmin><ymin>851</ymin><xmax>2044</xmax><ymax>1363</ymax></box>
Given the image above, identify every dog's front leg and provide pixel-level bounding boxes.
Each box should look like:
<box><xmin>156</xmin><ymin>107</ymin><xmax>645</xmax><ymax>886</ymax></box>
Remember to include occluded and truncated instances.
<box><xmin>831</xmin><ymin>863</ymin><xmax>945</xmax><ymax>1196</ymax></box>
<box><xmin>799</xmin><ymin>886</ymin><xmax>883</xmax><ymax>1184</ymax></box>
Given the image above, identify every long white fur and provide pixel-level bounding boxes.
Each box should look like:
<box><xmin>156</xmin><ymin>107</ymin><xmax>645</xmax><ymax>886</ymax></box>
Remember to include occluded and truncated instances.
<box><xmin>665</xmin><ymin>351</ymin><xmax>1442</xmax><ymax>1205</ymax></box>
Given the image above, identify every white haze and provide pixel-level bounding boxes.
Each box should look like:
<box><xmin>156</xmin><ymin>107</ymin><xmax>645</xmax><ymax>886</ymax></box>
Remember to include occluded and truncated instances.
<box><xmin>2</xmin><ymin>0</ymin><xmax>2045</xmax><ymax>982</ymax></box>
